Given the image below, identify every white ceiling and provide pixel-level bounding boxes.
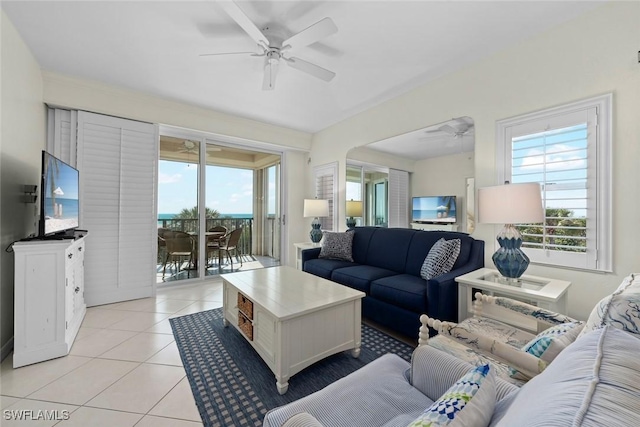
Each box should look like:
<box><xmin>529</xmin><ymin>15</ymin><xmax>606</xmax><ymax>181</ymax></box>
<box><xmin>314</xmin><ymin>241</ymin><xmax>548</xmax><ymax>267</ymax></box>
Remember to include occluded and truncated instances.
<box><xmin>365</xmin><ymin>117</ymin><xmax>475</xmax><ymax>160</ymax></box>
<box><xmin>2</xmin><ymin>1</ymin><xmax>603</xmax><ymax>134</ymax></box>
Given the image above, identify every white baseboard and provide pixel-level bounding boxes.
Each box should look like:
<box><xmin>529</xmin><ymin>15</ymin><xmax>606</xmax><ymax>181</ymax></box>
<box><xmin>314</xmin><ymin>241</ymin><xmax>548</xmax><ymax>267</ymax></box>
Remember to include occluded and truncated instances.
<box><xmin>1</xmin><ymin>336</ymin><xmax>14</xmax><ymax>362</ymax></box>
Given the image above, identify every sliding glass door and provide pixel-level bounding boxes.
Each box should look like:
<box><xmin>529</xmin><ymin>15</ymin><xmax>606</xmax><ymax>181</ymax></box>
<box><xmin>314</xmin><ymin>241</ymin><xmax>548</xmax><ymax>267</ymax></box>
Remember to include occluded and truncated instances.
<box><xmin>157</xmin><ymin>133</ymin><xmax>282</xmax><ymax>284</ymax></box>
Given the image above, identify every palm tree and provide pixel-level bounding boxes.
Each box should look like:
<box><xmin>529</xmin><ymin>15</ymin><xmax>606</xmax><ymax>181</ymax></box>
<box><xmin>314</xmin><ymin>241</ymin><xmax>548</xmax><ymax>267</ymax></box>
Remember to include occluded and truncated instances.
<box><xmin>171</xmin><ymin>207</ymin><xmax>221</xmax><ymax>233</ymax></box>
<box><xmin>174</xmin><ymin>206</ymin><xmax>221</xmax><ymax>219</ymax></box>
<box><xmin>441</xmin><ymin>196</ymin><xmax>456</xmax><ymax>218</ymax></box>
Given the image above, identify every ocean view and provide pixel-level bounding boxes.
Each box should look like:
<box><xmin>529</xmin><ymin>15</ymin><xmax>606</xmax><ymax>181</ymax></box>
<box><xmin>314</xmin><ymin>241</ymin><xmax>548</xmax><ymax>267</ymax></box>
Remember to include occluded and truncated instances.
<box><xmin>158</xmin><ymin>213</ymin><xmax>252</xmax><ymax>220</ymax></box>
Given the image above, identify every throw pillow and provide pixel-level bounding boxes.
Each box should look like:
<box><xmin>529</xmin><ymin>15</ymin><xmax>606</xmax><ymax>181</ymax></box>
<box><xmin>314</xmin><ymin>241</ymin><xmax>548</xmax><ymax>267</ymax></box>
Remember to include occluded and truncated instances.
<box><xmin>510</xmin><ymin>321</ymin><xmax>584</xmax><ymax>380</ymax></box>
<box><xmin>420</xmin><ymin>238</ymin><xmax>461</xmax><ymax>280</ymax></box>
<box><xmin>319</xmin><ymin>231</ymin><xmax>354</xmax><ymax>262</ymax></box>
<box><xmin>407</xmin><ymin>364</ymin><xmax>495</xmax><ymax>427</ymax></box>
<box><xmin>578</xmin><ymin>273</ymin><xmax>640</xmax><ymax>339</ymax></box>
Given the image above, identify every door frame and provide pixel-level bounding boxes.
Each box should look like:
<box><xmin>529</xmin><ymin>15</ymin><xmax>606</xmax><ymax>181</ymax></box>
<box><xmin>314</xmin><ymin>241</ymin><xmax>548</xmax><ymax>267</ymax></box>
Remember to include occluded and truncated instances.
<box><xmin>157</xmin><ymin>125</ymin><xmax>288</xmax><ymax>282</ymax></box>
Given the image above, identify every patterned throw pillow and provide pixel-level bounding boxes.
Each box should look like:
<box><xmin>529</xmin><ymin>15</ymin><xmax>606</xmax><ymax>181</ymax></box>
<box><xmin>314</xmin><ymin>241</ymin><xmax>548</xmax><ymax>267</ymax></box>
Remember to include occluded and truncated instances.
<box><xmin>407</xmin><ymin>364</ymin><xmax>495</xmax><ymax>427</ymax></box>
<box><xmin>420</xmin><ymin>238</ymin><xmax>461</xmax><ymax>280</ymax></box>
<box><xmin>578</xmin><ymin>273</ymin><xmax>640</xmax><ymax>339</ymax></box>
<box><xmin>318</xmin><ymin>231</ymin><xmax>354</xmax><ymax>262</ymax></box>
<box><xmin>510</xmin><ymin>321</ymin><xmax>584</xmax><ymax>380</ymax></box>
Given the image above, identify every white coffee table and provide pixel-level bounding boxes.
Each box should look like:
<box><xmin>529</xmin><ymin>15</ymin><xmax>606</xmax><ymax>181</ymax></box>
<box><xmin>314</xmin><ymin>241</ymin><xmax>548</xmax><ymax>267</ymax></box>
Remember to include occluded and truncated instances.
<box><xmin>221</xmin><ymin>266</ymin><xmax>365</xmax><ymax>394</ymax></box>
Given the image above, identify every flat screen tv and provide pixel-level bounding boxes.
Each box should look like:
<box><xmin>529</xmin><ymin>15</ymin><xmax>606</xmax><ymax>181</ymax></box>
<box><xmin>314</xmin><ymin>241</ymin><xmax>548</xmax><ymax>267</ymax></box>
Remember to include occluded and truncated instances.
<box><xmin>412</xmin><ymin>196</ymin><xmax>457</xmax><ymax>223</ymax></box>
<box><xmin>39</xmin><ymin>151</ymin><xmax>80</xmax><ymax>237</ymax></box>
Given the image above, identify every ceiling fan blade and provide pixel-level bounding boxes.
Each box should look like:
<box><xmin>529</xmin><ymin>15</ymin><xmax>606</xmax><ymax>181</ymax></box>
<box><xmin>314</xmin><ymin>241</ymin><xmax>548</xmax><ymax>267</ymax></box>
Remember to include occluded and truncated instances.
<box><xmin>218</xmin><ymin>1</ymin><xmax>269</xmax><ymax>48</ymax></box>
<box><xmin>262</xmin><ymin>58</ymin><xmax>279</xmax><ymax>90</ymax></box>
<box><xmin>199</xmin><ymin>52</ymin><xmax>256</xmax><ymax>58</ymax></box>
<box><xmin>282</xmin><ymin>17</ymin><xmax>337</xmax><ymax>51</ymax></box>
<box><xmin>286</xmin><ymin>57</ymin><xmax>335</xmax><ymax>82</ymax></box>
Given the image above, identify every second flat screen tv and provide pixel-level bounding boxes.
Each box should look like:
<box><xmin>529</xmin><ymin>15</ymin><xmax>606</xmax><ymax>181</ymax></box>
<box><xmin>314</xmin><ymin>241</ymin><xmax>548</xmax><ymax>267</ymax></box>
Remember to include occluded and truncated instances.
<box><xmin>39</xmin><ymin>150</ymin><xmax>80</xmax><ymax>237</ymax></box>
<box><xmin>412</xmin><ymin>196</ymin><xmax>457</xmax><ymax>223</ymax></box>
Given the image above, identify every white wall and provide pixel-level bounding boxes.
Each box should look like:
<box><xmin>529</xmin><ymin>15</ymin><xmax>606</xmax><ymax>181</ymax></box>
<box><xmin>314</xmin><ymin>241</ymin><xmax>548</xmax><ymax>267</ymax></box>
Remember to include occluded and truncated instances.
<box><xmin>0</xmin><ymin>10</ymin><xmax>47</xmax><ymax>358</ymax></box>
<box><xmin>311</xmin><ymin>2</ymin><xmax>640</xmax><ymax>319</ymax></box>
<box><xmin>412</xmin><ymin>151</ymin><xmax>474</xmax><ymax>231</ymax></box>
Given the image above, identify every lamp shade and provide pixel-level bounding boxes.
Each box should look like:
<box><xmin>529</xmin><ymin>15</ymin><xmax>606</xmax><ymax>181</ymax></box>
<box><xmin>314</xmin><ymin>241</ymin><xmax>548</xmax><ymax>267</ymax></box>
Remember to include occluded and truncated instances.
<box><xmin>303</xmin><ymin>199</ymin><xmax>329</xmax><ymax>218</ymax></box>
<box><xmin>346</xmin><ymin>200</ymin><xmax>363</xmax><ymax>217</ymax></box>
<box><xmin>478</xmin><ymin>183</ymin><xmax>544</xmax><ymax>224</ymax></box>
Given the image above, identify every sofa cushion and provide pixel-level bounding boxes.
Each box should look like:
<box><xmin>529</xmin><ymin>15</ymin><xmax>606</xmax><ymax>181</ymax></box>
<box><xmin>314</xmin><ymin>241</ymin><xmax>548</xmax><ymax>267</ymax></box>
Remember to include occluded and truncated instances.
<box><xmin>303</xmin><ymin>258</ymin><xmax>357</xmax><ymax>280</ymax></box>
<box><xmin>490</xmin><ymin>326</ymin><xmax>640</xmax><ymax>427</ymax></box>
<box><xmin>579</xmin><ymin>273</ymin><xmax>640</xmax><ymax>339</ymax></box>
<box><xmin>332</xmin><ymin>265</ymin><xmax>398</xmax><ymax>294</ymax></box>
<box><xmin>420</xmin><ymin>238</ymin><xmax>461</xmax><ymax>280</ymax></box>
<box><xmin>370</xmin><ymin>275</ymin><xmax>428</xmax><ymax>313</ymax></box>
<box><xmin>319</xmin><ymin>231</ymin><xmax>354</xmax><ymax>261</ymax></box>
<box><xmin>407</xmin><ymin>364</ymin><xmax>495</xmax><ymax>427</ymax></box>
<box><xmin>351</xmin><ymin>227</ymin><xmax>378</xmax><ymax>265</ymax></box>
<box><xmin>365</xmin><ymin>228</ymin><xmax>415</xmax><ymax>273</ymax></box>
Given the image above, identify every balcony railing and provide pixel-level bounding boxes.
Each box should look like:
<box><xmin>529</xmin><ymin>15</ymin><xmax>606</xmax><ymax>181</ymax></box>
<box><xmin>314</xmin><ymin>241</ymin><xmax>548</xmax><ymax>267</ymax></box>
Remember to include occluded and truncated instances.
<box><xmin>158</xmin><ymin>217</ymin><xmax>253</xmax><ymax>256</ymax></box>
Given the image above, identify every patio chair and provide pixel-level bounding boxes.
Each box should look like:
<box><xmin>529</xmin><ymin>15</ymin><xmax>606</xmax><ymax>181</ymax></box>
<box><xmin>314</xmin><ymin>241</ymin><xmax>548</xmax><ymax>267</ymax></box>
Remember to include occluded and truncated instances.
<box><xmin>163</xmin><ymin>230</ymin><xmax>195</xmax><ymax>279</ymax></box>
<box><xmin>212</xmin><ymin>227</ymin><xmax>243</xmax><ymax>271</ymax></box>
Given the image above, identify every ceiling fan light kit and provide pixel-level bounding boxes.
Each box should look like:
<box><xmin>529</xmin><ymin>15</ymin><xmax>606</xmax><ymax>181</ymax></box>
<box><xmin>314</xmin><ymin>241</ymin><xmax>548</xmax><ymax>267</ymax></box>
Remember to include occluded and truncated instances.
<box><xmin>207</xmin><ymin>1</ymin><xmax>338</xmax><ymax>90</ymax></box>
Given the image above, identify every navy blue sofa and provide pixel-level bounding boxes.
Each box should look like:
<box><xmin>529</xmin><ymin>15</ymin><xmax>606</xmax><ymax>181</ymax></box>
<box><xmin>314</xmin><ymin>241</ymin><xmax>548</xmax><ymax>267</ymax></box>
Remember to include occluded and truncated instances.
<box><xmin>301</xmin><ymin>227</ymin><xmax>484</xmax><ymax>338</ymax></box>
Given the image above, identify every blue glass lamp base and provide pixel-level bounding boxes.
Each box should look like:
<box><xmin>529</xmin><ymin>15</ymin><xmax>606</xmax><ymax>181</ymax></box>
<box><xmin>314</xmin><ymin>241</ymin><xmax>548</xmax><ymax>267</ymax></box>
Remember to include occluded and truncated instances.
<box><xmin>492</xmin><ymin>235</ymin><xmax>530</xmax><ymax>280</ymax></box>
<box><xmin>346</xmin><ymin>217</ymin><xmax>356</xmax><ymax>229</ymax></box>
<box><xmin>309</xmin><ymin>218</ymin><xmax>323</xmax><ymax>243</ymax></box>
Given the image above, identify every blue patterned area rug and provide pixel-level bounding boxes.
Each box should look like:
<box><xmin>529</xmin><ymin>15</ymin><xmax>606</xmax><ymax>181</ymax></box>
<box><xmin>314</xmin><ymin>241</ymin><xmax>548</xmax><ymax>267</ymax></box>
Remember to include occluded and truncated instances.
<box><xmin>170</xmin><ymin>308</ymin><xmax>414</xmax><ymax>427</ymax></box>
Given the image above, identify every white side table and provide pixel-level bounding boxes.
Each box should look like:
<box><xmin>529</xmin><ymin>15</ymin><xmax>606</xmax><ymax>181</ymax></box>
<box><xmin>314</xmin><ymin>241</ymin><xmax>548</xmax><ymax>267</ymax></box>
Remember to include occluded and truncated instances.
<box><xmin>456</xmin><ymin>268</ymin><xmax>571</xmax><ymax>325</ymax></box>
<box><xmin>293</xmin><ymin>242</ymin><xmax>320</xmax><ymax>270</ymax></box>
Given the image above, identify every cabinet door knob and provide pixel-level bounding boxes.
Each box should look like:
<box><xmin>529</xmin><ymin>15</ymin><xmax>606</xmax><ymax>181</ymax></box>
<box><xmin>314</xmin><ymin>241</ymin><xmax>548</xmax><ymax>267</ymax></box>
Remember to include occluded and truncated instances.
<box><xmin>68</xmin><ymin>253</ymin><xmax>73</xmax><ymax>259</ymax></box>
<box><xmin>75</xmin><ymin>287</ymin><xmax>80</xmax><ymax>294</ymax></box>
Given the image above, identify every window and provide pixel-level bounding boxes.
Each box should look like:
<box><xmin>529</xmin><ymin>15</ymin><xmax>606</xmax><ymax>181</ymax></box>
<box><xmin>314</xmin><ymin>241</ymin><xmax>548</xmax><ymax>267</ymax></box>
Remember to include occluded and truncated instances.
<box><xmin>314</xmin><ymin>162</ymin><xmax>338</xmax><ymax>231</ymax></box>
<box><xmin>496</xmin><ymin>94</ymin><xmax>612</xmax><ymax>271</ymax></box>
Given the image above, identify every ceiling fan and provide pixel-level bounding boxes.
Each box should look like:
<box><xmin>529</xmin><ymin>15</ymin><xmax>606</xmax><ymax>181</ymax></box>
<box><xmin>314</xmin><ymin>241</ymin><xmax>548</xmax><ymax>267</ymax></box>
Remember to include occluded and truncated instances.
<box><xmin>201</xmin><ymin>1</ymin><xmax>338</xmax><ymax>90</ymax></box>
<box><xmin>179</xmin><ymin>140</ymin><xmax>199</xmax><ymax>154</ymax></box>
<box><xmin>425</xmin><ymin>121</ymin><xmax>475</xmax><ymax>138</ymax></box>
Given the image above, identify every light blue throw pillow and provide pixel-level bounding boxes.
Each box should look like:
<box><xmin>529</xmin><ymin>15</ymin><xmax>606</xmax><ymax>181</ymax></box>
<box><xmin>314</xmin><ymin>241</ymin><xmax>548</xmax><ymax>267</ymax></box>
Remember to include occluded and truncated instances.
<box><xmin>407</xmin><ymin>364</ymin><xmax>495</xmax><ymax>427</ymax></box>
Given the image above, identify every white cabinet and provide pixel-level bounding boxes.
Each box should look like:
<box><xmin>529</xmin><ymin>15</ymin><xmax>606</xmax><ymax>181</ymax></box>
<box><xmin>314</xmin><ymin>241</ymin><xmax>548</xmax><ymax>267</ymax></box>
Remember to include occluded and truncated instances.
<box><xmin>410</xmin><ymin>222</ymin><xmax>459</xmax><ymax>232</ymax></box>
<box><xmin>13</xmin><ymin>236</ymin><xmax>87</xmax><ymax>368</ymax></box>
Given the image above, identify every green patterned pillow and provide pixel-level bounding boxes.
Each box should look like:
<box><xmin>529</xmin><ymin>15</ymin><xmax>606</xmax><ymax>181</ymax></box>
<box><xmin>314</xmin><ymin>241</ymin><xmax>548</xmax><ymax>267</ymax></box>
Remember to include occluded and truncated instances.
<box><xmin>407</xmin><ymin>364</ymin><xmax>495</xmax><ymax>427</ymax></box>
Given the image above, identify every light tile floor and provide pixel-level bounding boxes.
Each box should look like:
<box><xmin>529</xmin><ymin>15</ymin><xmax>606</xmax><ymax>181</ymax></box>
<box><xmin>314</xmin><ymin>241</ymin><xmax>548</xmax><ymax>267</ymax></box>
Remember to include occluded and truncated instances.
<box><xmin>0</xmin><ymin>280</ymin><xmax>226</xmax><ymax>426</ymax></box>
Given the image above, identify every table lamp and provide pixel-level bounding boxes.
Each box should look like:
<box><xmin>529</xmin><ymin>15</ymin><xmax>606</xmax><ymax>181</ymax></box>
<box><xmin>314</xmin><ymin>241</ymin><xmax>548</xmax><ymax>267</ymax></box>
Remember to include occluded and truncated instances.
<box><xmin>303</xmin><ymin>199</ymin><xmax>329</xmax><ymax>244</ymax></box>
<box><xmin>345</xmin><ymin>200</ymin><xmax>363</xmax><ymax>229</ymax></box>
<box><xmin>478</xmin><ymin>182</ymin><xmax>544</xmax><ymax>283</ymax></box>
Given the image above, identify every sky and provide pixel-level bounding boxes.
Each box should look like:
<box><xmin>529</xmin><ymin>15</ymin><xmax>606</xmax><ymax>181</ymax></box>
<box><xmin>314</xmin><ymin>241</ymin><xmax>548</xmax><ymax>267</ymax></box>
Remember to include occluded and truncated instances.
<box><xmin>45</xmin><ymin>155</ymin><xmax>79</xmax><ymax>199</ymax></box>
<box><xmin>157</xmin><ymin>161</ymin><xmax>276</xmax><ymax>216</ymax></box>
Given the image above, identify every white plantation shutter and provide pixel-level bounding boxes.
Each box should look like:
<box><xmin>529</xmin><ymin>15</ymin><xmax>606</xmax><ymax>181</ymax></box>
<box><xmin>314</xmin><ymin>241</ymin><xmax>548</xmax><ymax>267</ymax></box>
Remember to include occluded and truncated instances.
<box><xmin>77</xmin><ymin>111</ymin><xmax>157</xmax><ymax>305</ymax></box>
<box><xmin>497</xmin><ymin>94</ymin><xmax>612</xmax><ymax>271</ymax></box>
<box><xmin>314</xmin><ymin>162</ymin><xmax>337</xmax><ymax>231</ymax></box>
<box><xmin>388</xmin><ymin>169</ymin><xmax>409</xmax><ymax>228</ymax></box>
<box><xmin>46</xmin><ymin>108</ymin><xmax>77</xmax><ymax>166</ymax></box>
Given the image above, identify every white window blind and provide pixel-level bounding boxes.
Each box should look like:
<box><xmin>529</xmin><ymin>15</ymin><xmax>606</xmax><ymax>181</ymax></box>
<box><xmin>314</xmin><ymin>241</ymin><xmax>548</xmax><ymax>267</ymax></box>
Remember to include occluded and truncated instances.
<box><xmin>497</xmin><ymin>94</ymin><xmax>612</xmax><ymax>271</ymax></box>
<box><xmin>388</xmin><ymin>169</ymin><xmax>409</xmax><ymax>228</ymax></box>
<box><xmin>314</xmin><ymin>162</ymin><xmax>338</xmax><ymax>231</ymax></box>
<box><xmin>77</xmin><ymin>111</ymin><xmax>157</xmax><ymax>305</ymax></box>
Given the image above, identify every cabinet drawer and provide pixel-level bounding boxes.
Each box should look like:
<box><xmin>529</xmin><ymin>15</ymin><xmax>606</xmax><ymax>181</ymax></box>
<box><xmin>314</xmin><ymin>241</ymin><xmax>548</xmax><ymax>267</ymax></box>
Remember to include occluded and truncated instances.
<box><xmin>237</xmin><ymin>293</ymin><xmax>253</xmax><ymax>320</ymax></box>
<box><xmin>238</xmin><ymin>312</ymin><xmax>253</xmax><ymax>341</ymax></box>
